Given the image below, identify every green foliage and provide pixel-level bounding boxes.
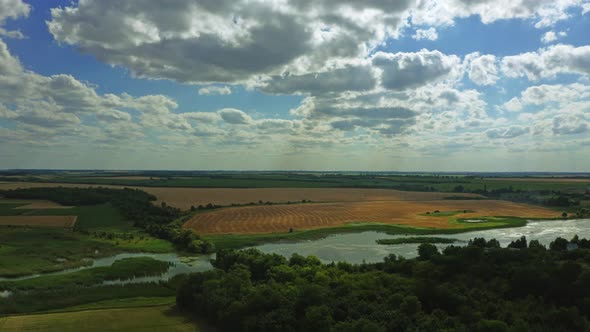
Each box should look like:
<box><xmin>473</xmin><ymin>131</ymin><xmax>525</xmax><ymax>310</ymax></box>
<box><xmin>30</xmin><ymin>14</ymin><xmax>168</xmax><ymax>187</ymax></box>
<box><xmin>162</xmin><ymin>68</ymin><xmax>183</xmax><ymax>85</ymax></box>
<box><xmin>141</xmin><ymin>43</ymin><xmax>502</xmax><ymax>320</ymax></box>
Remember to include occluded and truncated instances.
<box><xmin>417</xmin><ymin>243</ymin><xmax>439</xmax><ymax>260</ymax></box>
<box><xmin>177</xmin><ymin>237</ymin><xmax>590</xmax><ymax>332</ymax></box>
<box><xmin>0</xmin><ymin>257</ymin><xmax>170</xmax><ymax>291</ymax></box>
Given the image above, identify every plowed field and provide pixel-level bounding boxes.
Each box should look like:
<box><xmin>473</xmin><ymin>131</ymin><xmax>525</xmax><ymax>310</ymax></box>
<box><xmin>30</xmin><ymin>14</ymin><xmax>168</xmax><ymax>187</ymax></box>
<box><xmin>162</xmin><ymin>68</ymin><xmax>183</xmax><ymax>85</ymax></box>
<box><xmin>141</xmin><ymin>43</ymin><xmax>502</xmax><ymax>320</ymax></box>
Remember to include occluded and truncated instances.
<box><xmin>184</xmin><ymin>200</ymin><xmax>559</xmax><ymax>235</ymax></box>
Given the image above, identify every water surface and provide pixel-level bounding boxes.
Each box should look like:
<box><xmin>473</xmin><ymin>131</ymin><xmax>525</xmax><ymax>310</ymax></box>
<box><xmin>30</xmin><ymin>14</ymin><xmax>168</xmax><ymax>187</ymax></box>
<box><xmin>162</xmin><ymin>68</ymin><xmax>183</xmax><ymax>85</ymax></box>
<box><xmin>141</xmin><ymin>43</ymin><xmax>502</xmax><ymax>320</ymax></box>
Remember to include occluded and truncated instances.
<box><xmin>3</xmin><ymin>218</ymin><xmax>589</xmax><ymax>286</ymax></box>
<box><xmin>254</xmin><ymin>218</ymin><xmax>590</xmax><ymax>263</ymax></box>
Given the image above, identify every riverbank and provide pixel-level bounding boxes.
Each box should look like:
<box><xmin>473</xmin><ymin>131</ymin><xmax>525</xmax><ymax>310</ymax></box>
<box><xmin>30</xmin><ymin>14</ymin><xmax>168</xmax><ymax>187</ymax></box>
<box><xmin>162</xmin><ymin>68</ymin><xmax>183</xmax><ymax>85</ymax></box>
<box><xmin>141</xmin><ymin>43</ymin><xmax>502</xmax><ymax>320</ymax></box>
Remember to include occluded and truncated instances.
<box><xmin>204</xmin><ymin>216</ymin><xmax>536</xmax><ymax>249</ymax></box>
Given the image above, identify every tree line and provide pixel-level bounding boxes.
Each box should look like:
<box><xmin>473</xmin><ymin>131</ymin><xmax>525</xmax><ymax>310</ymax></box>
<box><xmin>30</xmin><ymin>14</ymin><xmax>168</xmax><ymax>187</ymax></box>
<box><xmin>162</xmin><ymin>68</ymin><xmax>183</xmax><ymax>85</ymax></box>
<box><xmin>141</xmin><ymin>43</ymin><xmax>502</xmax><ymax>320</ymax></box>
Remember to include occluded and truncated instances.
<box><xmin>177</xmin><ymin>235</ymin><xmax>590</xmax><ymax>331</ymax></box>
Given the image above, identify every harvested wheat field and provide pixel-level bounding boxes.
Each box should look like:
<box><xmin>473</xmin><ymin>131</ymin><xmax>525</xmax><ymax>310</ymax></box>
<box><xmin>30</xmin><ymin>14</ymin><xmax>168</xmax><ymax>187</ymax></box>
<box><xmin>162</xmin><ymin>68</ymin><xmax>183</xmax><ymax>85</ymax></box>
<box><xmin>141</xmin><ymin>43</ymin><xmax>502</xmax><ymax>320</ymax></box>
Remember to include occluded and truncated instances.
<box><xmin>0</xmin><ymin>216</ymin><xmax>77</xmax><ymax>228</ymax></box>
<box><xmin>0</xmin><ymin>182</ymin><xmax>482</xmax><ymax>210</ymax></box>
<box><xmin>184</xmin><ymin>200</ymin><xmax>559</xmax><ymax>235</ymax></box>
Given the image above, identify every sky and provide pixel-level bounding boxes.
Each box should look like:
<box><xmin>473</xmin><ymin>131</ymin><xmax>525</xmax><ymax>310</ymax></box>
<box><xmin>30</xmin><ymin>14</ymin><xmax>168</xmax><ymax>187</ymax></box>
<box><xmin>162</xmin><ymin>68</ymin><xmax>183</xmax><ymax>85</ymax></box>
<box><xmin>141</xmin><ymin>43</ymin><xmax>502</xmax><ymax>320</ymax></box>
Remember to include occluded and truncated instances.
<box><xmin>0</xmin><ymin>0</ymin><xmax>590</xmax><ymax>171</ymax></box>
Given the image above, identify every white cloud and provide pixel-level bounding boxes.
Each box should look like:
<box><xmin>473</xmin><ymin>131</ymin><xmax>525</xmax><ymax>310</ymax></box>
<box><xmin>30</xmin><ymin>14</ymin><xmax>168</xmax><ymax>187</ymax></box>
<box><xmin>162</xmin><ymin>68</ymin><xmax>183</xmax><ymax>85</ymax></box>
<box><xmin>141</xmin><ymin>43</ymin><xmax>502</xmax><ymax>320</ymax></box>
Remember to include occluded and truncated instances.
<box><xmin>218</xmin><ymin>108</ymin><xmax>252</xmax><ymax>125</ymax></box>
<box><xmin>520</xmin><ymin>83</ymin><xmax>590</xmax><ymax>105</ymax></box>
<box><xmin>372</xmin><ymin>50</ymin><xmax>461</xmax><ymax>90</ymax></box>
<box><xmin>261</xmin><ymin>64</ymin><xmax>377</xmax><ymax>95</ymax></box>
<box><xmin>0</xmin><ymin>0</ymin><xmax>29</xmax><ymax>38</ymax></box>
<box><xmin>47</xmin><ymin>0</ymin><xmax>413</xmax><ymax>84</ymax></box>
<box><xmin>541</xmin><ymin>30</ymin><xmax>567</xmax><ymax>43</ymax></box>
<box><xmin>198</xmin><ymin>86</ymin><xmax>232</xmax><ymax>95</ymax></box>
<box><xmin>2</xmin><ymin>0</ymin><xmax>590</xmax><ymax>168</ymax></box>
<box><xmin>503</xmin><ymin>97</ymin><xmax>523</xmax><ymax>112</ymax></box>
<box><xmin>502</xmin><ymin>44</ymin><xmax>590</xmax><ymax>80</ymax></box>
<box><xmin>465</xmin><ymin>53</ymin><xmax>499</xmax><ymax>86</ymax></box>
<box><xmin>0</xmin><ymin>0</ymin><xmax>29</xmax><ymax>21</ymax></box>
<box><xmin>552</xmin><ymin>114</ymin><xmax>589</xmax><ymax>135</ymax></box>
<box><xmin>46</xmin><ymin>0</ymin><xmax>590</xmax><ymax>87</ymax></box>
<box><xmin>412</xmin><ymin>27</ymin><xmax>438</xmax><ymax>41</ymax></box>
<box><xmin>412</xmin><ymin>0</ymin><xmax>586</xmax><ymax>28</ymax></box>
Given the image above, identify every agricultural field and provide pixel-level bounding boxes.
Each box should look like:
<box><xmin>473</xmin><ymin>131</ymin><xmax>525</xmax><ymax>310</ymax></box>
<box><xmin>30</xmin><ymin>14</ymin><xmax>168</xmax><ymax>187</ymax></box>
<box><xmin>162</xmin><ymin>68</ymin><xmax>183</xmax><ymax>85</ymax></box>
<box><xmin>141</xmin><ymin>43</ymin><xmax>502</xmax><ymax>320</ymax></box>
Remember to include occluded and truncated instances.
<box><xmin>0</xmin><ymin>215</ymin><xmax>77</xmax><ymax>228</ymax></box>
<box><xmin>184</xmin><ymin>199</ymin><xmax>559</xmax><ymax>235</ymax></box>
<box><xmin>2</xmin><ymin>172</ymin><xmax>589</xmax><ymax>193</ymax></box>
<box><xmin>0</xmin><ymin>182</ymin><xmax>481</xmax><ymax>210</ymax></box>
<box><xmin>0</xmin><ymin>197</ymin><xmax>173</xmax><ymax>278</ymax></box>
<box><xmin>486</xmin><ymin>177</ymin><xmax>590</xmax><ymax>183</ymax></box>
<box><xmin>0</xmin><ymin>199</ymin><xmax>130</xmax><ymax>231</ymax></box>
<box><xmin>10</xmin><ymin>200</ymin><xmax>72</xmax><ymax>209</ymax></box>
<box><xmin>0</xmin><ymin>305</ymin><xmax>205</xmax><ymax>332</ymax></box>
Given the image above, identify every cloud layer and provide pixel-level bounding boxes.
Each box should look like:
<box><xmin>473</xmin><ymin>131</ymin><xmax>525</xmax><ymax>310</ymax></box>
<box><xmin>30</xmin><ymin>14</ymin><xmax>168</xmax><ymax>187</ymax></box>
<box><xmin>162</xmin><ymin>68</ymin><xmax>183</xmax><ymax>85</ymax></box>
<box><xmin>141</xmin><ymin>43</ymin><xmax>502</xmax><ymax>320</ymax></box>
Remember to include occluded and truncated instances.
<box><xmin>0</xmin><ymin>0</ymin><xmax>589</xmax><ymax>170</ymax></box>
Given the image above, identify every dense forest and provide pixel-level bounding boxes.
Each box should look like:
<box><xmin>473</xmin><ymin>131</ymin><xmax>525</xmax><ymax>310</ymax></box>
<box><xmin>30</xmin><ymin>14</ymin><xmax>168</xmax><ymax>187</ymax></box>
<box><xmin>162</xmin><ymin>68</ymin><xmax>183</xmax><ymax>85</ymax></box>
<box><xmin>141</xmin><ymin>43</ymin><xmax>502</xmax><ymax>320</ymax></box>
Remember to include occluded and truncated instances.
<box><xmin>0</xmin><ymin>187</ymin><xmax>214</xmax><ymax>253</ymax></box>
<box><xmin>177</xmin><ymin>236</ymin><xmax>590</xmax><ymax>332</ymax></box>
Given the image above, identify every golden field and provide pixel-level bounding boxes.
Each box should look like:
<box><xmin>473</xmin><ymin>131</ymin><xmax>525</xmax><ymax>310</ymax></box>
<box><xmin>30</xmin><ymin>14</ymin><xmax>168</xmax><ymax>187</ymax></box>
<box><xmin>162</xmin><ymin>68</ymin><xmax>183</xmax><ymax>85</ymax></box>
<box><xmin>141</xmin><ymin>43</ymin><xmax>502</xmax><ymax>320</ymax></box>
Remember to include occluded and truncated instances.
<box><xmin>184</xmin><ymin>199</ymin><xmax>559</xmax><ymax>235</ymax></box>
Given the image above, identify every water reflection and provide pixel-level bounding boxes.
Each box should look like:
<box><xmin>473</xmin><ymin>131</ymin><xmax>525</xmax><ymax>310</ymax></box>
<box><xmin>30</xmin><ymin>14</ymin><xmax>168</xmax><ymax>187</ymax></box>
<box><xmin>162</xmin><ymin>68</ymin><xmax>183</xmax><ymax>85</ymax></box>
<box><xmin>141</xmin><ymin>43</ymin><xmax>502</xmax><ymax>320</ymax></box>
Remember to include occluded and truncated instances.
<box><xmin>0</xmin><ymin>253</ymin><xmax>214</xmax><ymax>283</ymax></box>
<box><xmin>3</xmin><ymin>219</ymin><xmax>589</xmax><ymax>285</ymax></box>
<box><xmin>254</xmin><ymin>219</ymin><xmax>590</xmax><ymax>264</ymax></box>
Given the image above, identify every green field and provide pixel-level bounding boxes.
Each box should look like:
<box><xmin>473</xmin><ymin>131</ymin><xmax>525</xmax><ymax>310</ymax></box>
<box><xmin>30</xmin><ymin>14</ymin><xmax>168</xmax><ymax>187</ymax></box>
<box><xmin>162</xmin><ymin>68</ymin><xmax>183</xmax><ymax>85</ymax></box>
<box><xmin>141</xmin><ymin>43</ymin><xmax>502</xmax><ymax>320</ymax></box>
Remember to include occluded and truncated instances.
<box><xmin>0</xmin><ymin>225</ymin><xmax>172</xmax><ymax>279</ymax></box>
<box><xmin>0</xmin><ymin>198</ymin><xmax>175</xmax><ymax>278</ymax></box>
<box><xmin>0</xmin><ymin>202</ymin><xmax>130</xmax><ymax>230</ymax></box>
<box><xmin>0</xmin><ymin>305</ymin><xmax>207</xmax><ymax>332</ymax></box>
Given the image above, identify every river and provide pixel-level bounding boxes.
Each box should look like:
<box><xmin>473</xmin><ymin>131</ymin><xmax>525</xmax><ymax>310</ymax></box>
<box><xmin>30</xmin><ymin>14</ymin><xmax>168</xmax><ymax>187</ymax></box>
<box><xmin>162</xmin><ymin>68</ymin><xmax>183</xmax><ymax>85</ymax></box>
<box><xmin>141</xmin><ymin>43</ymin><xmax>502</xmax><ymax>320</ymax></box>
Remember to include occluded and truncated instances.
<box><xmin>2</xmin><ymin>218</ymin><xmax>589</xmax><ymax>287</ymax></box>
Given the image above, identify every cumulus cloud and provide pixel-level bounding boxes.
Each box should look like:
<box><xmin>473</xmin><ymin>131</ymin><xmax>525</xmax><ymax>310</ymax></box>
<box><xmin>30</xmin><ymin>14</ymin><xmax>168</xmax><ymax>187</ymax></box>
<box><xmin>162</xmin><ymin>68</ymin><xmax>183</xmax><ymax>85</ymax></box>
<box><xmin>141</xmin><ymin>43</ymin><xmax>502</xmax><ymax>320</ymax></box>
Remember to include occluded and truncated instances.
<box><xmin>0</xmin><ymin>0</ymin><xmax>29</xmax><ymax>38</ymax></box>
<box><xmin>502</xmin><ymin>44</ymin><xmax>590</xmax><ymax>80</ymax></box>
<box><xmin>198</xmin><ymin>86</ymin><xmax>232</xmax><ymax>95</ymax></box>
<box><xmin>0</xmin><ymin>36</ymin><xmax>199</xmax><ymax>144</ymax></box>
<box><xmin>465</xmin><ymin>53</ymin><xmax>499</xmax><ymax>86</ymax></box>
<box><xmin>47</xmin><ymin>0</ymin><xmax>413</xmax><ymax>84</ymax></box>
<box><xmin>541</xmin><ymin>31</ymin><xmax>567</xmax><ymax>43</ymax></box>
<box><xmin>412</xmin><ymin>0</ymin><xmax>586</xmax><ymax>28</ymax></box>
<box><xmin>520</xmin><ymin>83</ymin><xmax>590</xmax><ymax>105</ymax></box>
<box><xmin>552</xmin><ymin>114</ymin><xmax>589</xmax><ymax>135</ymax></box>
<box><xmin>372</xmin><ymin>50</ymin><xmax>461</xmax><ymax>90</ymax></box>
<box><xmin>46</xmin><ymin>0</ymin><xmax>588</xmax><ymax>87</ymax></box>
<box><xmin>2</xmin><ymin>0</ymin><xmax>590</xmax><ymax>163</ymax></box>
<box><xmin>218</xmin><ymin>108</ymin><xmax>252</xmax><ymax>125</ymax></box>
<box><xmin>412</xmin><ymin>27</ymin><xmax>438</xmax><ymax>41</ymax></box>
<box><xmin>502</xmin><ymin>97</ymin><xmax>523</xmax><ymax>112</ymax></box>
<box><xmin>261</xmin><ymin>65</ymin><xmax>377</xmax><ymax>95</ymax></box>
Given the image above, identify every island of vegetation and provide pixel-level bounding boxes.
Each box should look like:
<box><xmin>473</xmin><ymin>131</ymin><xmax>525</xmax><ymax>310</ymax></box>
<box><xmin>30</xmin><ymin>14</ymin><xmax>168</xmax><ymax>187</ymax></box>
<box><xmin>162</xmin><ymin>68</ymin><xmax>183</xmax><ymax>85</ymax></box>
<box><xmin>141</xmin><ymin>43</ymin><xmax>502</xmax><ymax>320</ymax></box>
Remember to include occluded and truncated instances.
<box><xmin>376</xmin><ymin>237</ymin><xmax>459</xmax><ymax>245</ymax></box>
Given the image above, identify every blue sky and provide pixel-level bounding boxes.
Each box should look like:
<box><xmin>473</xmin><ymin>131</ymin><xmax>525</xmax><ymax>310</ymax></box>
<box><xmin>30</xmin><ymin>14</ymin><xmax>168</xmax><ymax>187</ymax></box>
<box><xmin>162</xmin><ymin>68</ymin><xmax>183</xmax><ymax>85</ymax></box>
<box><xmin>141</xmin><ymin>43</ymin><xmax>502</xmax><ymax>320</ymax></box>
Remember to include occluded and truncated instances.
<box><xmin>0</xmin><ymin>0</ymin><xmax>590</xmax><ymax>171</ymax></box>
